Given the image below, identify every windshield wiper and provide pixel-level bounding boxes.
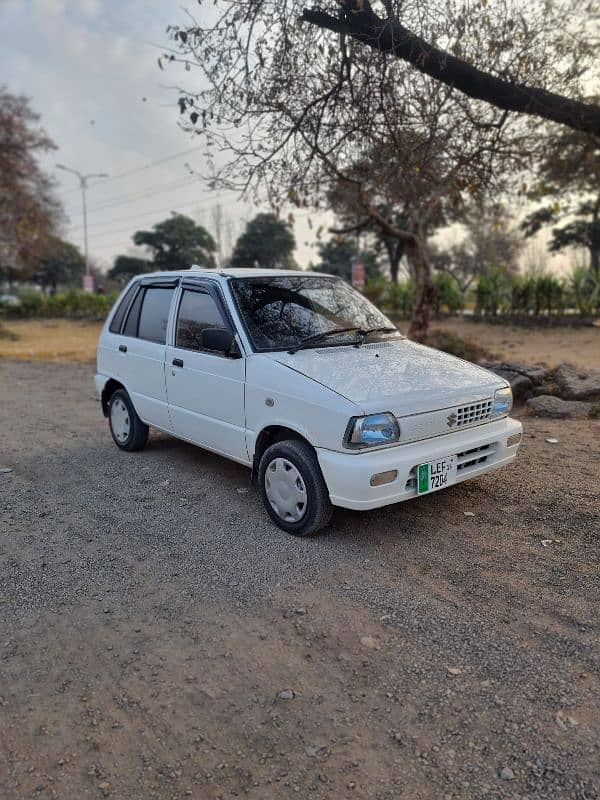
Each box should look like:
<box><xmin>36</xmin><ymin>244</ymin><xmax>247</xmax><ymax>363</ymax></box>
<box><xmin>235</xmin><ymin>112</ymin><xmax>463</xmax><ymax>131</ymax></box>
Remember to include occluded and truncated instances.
<box><xmin>354</xmin><ymin>327</ymin><xmax>399</xmax><ymax>347</ymax></box>
<box><xmin>288</xmin><ymin>327</ymin><xmax>362</xmax><ymax>355</ymax></box>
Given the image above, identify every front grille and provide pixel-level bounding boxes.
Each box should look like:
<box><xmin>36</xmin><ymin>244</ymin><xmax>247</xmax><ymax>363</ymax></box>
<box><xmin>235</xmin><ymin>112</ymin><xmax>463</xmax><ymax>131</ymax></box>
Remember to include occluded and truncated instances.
<box><xmin>456</xmin><ymin>443</ymin><xmax>495</xmax><ymax>471</ymax></box>
<box><xmin>456</xmin><ymin>400</ymin><xmax>492</xmax><ymax>427</ymax></box>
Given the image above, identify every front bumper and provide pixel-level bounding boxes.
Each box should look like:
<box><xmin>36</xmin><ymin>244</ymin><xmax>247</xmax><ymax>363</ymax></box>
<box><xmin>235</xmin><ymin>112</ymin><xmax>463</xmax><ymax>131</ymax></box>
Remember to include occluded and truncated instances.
<box><xmin>316</xmin><ymin>417</ymin><xmax>522</xmax><ymax>510</ymax></box>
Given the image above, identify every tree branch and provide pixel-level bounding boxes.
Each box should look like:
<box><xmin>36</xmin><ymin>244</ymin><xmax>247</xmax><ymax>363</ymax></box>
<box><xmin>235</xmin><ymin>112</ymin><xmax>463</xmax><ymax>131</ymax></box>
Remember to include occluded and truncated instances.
<box><xmin>302</xmin><ymin>3</ymin><xmax>600</xmax><ymax>136</ymax></box>
<box><xmin>329</xmin><ymin>219</ymin><xmax>371</xmax><ymax>235</ymax></box>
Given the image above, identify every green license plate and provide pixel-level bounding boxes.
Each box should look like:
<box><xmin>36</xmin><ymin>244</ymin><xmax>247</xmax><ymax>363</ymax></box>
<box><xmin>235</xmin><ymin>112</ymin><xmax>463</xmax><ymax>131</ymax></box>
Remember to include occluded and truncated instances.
<box><xmin>417</xmin><ymin>456</ymin><xmax>457</xmax><ymax>495</ymax></box>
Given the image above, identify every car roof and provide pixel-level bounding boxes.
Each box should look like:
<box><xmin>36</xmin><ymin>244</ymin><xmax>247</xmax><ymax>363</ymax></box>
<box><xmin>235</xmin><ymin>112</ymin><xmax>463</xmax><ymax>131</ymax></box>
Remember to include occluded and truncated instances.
<box><xmin>133</xmin><ymin>266</ymin><xmax>333</xmax><ymax>281</ymax></box>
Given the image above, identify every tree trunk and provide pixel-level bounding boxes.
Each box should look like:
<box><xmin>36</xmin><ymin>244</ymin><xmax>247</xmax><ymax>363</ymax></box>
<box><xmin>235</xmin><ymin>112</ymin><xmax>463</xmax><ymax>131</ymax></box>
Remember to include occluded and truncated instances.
<box><xmin>385</xmin><ymin>240</ymin><xmax>404</xmax><ymax>283</ymax></box>
<box><xmin>406</xmin><ymin>230</ymin><xmax>435</xmax><ymax>342</ymax></box>
<box><xmin>302</xmin><ymin>3</ymin><xmax>600</xmax><ymax>137</ymax></box>
<box><xmin>591</xmin><ymin>197</ymin><xmax>600</xmax><ymax>277</ymax></box>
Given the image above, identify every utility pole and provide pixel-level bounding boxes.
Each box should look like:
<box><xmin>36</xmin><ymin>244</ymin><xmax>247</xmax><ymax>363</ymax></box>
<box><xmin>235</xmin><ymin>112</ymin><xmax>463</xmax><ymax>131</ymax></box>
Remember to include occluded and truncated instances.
<box><xmin>57</xmin><ymin>164</ymin><xmax>108</xmax><ymax>291</ymax></box>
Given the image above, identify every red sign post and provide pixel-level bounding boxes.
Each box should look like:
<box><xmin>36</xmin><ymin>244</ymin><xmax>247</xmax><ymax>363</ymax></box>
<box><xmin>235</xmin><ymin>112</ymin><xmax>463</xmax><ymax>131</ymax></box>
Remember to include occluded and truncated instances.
<box><xmin>351</xmin><ymin>261</ymin><xmax>365</xmax><ymax>289</ymax></box>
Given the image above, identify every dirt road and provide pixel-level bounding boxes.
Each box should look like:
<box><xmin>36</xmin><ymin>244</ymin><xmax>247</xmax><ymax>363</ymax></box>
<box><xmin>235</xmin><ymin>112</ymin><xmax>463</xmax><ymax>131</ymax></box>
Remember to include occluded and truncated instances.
<box><xmin>1</xmin><ymin>359</ymin><xmax>599</xmax><ymax>800</ymax></box>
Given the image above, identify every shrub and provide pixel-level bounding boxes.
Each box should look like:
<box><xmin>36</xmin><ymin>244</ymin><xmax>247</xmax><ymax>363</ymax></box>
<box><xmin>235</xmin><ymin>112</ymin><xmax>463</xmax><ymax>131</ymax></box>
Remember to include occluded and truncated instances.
<box><xmin>425</xmin><ymin>329</ymin><xmax>493</xmax><ymax>362</ymax></box>
<box><xmin>362</xmin><ymin>277</ymin><xmax>388</xmax><ymax>306</ymax></box>
<box><xmin>475</xmin><ymin>268</ymin><xmax>512</xmax><ymax>316</ymax></box>
<box><xmin>433</xmin><ymin>273</ymin><xmax>463</xmax><ymax>315</ymax></box>
<box><xmin>3</xmin><ymin>289</ymin><xmax>118</xmax><ymax>320</ymax></box>
<box><xmin>569</xmin><ymin>266</ymin><xmax>599</xmax><ymax>316</ymax></box>
<box><xmin>382</xmin><ymin>280</ymin><xmax>414</xmax><ymax>317</ymax></box>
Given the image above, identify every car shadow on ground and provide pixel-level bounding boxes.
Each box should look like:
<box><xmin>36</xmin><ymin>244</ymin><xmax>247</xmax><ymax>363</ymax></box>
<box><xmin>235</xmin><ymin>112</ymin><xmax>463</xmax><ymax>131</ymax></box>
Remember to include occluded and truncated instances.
<box><xmin>142</xmin><ymin>429</ymin><xmax>474</xmax><ymax>547</ymax></box>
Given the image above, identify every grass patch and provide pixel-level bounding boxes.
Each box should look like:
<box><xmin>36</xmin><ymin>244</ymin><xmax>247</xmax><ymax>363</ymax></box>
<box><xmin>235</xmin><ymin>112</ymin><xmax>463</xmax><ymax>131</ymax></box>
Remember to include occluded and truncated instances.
<box><xmin>0</xmin><ymin>322</ymin><xmax>19</xmax><ymax>342</ymax></box>
<box><xmin>0</xmin><ymin>318</ymin><xmax>102</xmax><ymax>362</ymax></box>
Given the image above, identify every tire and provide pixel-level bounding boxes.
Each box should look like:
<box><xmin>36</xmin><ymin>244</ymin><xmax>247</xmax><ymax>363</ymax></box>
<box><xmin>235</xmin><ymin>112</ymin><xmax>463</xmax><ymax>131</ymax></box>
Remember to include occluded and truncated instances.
<box><xmin>108</xmin><ymin>388</ymin><xmax>149</xmax><ymax>452</ymax></box>
<box><xmin>258</xmin><ymin>439</ymin><xmax>333</xmax><ymax>536</ymax></box>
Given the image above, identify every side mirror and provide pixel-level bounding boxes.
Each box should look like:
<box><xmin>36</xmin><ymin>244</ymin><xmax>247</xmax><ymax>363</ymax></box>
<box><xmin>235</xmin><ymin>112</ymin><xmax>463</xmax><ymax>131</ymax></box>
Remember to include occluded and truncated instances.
<box><xmin>201</xmin><ymin>327</ymin><xmax>241</xmax><ymax>357</ymax></box>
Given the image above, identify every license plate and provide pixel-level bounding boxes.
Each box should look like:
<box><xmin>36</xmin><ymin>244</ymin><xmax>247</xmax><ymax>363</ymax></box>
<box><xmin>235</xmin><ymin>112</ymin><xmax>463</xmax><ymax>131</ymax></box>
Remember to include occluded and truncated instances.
<box><xmin>417</xmin><ymin>455</ymin><xmax>457</xmax><ymax>495</ymax></box>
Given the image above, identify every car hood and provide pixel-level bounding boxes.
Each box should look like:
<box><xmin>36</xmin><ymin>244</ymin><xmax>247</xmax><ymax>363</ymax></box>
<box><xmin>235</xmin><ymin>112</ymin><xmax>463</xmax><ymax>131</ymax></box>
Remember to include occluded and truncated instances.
<box><xmin>268</xmin><ymin>338</ymin><xmax>505</xmax><ymax>416</ymax></box>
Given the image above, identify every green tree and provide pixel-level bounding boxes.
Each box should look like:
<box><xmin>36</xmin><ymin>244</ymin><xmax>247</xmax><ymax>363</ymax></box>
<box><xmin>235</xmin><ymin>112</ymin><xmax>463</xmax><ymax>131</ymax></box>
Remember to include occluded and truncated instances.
<box><xmin>108</xmin><ymin>255</ymin><xmax>153</xmax><ymax>285</ymax></box>
<box><xmin>133</xmin><ymin>213</ymin><xmax>216</xmax><ymax>271</ymax></box>
<box><xmin>230</xmin><ymin>213</ymin><xmax>296</xmax><ymax>269</ymax></box>
<box><xmin>315</xmin><ymin>236</ymin><xmax>381</xmax><ymax>282</ymax></box>
<box><xmin>33</xmin><ymin>237</ymin><xmax>85</xmax><ymax>294</ymax></box>
<box><xmin>521</xmin><ymin>129</ymin><xmax>600</xmax><ymax>276</ymax></box>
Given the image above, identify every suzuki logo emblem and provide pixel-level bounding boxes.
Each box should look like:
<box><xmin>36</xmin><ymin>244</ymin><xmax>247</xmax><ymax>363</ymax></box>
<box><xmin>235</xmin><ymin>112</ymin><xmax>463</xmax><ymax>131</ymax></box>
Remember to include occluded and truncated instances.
<box><xmin>447</xmin><ymin>412</ymin><xmax>457</xmax><ymax>428</ymax></box>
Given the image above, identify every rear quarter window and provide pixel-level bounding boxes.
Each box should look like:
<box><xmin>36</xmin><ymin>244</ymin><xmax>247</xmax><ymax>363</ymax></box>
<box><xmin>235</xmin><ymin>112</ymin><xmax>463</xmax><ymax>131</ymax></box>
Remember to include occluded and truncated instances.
<box><xmin>109</xmin><ymin>284</ymin><xmax>138</xmax><ymax>334</ymax></box>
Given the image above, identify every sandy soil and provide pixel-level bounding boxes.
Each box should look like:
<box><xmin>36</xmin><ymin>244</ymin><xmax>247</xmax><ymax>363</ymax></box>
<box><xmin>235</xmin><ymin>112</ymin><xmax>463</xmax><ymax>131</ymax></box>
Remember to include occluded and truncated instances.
<box><xmin>428</xmin><ymin>318</ymin><xmax>600</xmax><ymax>371</ymax></box>
<box><xmin>2</xmin><ymin>316</ymin><xmax>599</xmax><ymax>369</ymax></box>
<box><xmin>1</xmin><ymin>359</ymin><xmax>599</xmax><ymax>800</ymax></box>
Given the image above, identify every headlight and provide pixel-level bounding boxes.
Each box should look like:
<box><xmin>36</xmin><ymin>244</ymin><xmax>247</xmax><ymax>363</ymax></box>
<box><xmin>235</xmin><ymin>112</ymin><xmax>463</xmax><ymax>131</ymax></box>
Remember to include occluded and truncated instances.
<box><xmin>344</xmin><ymin>413</ymin><xmax>400</xmax><ymax>449</ymax></box>
<box><xmin>492</xmin><ymin>386</ymin><xmax>513</xmax><ymax>418</ymax></box>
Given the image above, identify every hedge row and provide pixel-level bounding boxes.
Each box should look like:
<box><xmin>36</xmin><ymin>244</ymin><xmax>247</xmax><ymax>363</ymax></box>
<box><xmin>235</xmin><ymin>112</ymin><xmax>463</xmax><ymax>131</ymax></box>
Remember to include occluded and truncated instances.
<box><xmin>363</xmin><ymin>267</ymin><xmax>599</xmax><ymax>319</ymax></box>
<box><xmin>1</xmin><ymin>289</ymin><xmax>118</xmax><ymax>320</ymax></box>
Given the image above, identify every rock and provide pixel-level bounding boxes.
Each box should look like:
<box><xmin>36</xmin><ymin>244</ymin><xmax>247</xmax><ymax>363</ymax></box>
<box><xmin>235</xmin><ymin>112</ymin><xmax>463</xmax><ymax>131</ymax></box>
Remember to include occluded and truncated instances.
<box><xmin>278</xmin><ymin>689</ymin><xmax>295</xmax><ymax>701</ymax></box>
<box><xmin>447</xmin><ymin>667</ymin><xmax>462</xmax><ymax>676</ymax></box>
<box><xmin>555</xmin><ymin>363</ymin><xmax>600</xmax><ymax>401</ymax></box>
<box><xmin>480</xmin><ymin>364</ymin><xmax>532</xmax><ymax>402</ymax></box>
<box><xmin>481</xmin><ymin>361</ymin><xmax>550</xmax><ymax>385</ymax></box>
<box><xmin>532</xmin><ymin>382</ymin><xmax>562</xmax><ymax>397</ymax></box>
<box><xmin>499</xmin><ymin>767</ymin><xmax>515</xmax><ymax>781</ymax></box>
<box><xmin>480</xmin><ymin>361</ymin><xmax>553</xmax><ymax>402</ymax></box>
<box><xmin>556</xmin><ymin>710</ymin><xmax>579</xmax><ymax>730</ymax></box>
<box><xmin>305</xmin><ymin>744</ymin><xmax>328</xmax><ymax>758</ymax></box>
<box><xmin>527</xmin><ymin>395</ymin><xmax>591</xmax><ymax>419</ymax></box>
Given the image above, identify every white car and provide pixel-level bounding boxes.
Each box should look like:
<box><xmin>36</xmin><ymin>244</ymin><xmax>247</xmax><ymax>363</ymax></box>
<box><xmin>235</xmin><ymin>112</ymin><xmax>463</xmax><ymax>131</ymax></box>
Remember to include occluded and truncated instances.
<box><xmin>95</xmin><ymin>267</ymin><xmax>522</xmax><ymax>536</ymax></box>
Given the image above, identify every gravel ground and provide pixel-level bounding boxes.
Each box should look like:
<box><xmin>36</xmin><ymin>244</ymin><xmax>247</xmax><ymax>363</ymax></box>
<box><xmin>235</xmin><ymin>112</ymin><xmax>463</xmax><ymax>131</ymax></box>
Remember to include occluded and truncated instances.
<box><xmin>1</xmin><ymin>358</ymin><xmax>599</xmax><ymax>800</ymax></box>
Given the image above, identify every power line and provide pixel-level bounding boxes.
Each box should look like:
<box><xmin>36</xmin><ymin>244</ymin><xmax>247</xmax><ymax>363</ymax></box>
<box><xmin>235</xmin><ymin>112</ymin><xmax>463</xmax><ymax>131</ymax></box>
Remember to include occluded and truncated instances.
<box><xmin>65</xmin><ymin>176</ymin><xmax>203</xmax><ymax>222</ymax></box>
<box><xmin>68</xmin><ymin>191</ymin><xmax>239</xmax><ymax>237</ymax></box>
<box><xmin>56</xmin><ymin>144</ymin><xmax>210</xmax><ymax>198</ymax></box>
<box><xmin>64</xmin><ymin>176</ymin><xmax>239</xmax><ymax>221</ymax></box>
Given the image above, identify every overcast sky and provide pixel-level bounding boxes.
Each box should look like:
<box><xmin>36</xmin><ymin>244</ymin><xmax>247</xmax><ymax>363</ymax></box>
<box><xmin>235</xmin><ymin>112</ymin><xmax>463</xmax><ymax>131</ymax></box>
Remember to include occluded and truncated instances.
<box><xmin>3</xmin><ymin>0</ymin><xmax>575</xmax><ymax>276</ymax></box>
<box><xmin>2</xmin><ymin>0</ymin><xmax>322</xmax><ymax>271</ymax></box>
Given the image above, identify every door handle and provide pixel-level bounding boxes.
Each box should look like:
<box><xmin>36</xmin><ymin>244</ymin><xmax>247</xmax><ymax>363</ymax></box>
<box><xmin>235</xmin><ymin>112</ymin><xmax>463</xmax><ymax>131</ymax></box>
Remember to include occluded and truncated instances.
<box><xmin>119</xmin><ymin>344</ymin><xmax>127</xmax><ymax>353</ymax></box>
<box><xmin>172</xmin><ymin>358</ymin><xmax>184</xmax><ymax>368</ymax></box>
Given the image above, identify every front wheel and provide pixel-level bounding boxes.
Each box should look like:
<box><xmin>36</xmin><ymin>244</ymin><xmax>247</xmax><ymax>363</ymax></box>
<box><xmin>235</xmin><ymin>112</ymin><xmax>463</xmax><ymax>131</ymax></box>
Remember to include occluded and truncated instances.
<box><xmin>258</xmin><ymin>439</ymin><xmax>332</xmax><ymax>536</ymax></box>
<box><xmin>108</xmin><ymin>389</ymin><xmax>149</xmax><ymax>452</ymax></box>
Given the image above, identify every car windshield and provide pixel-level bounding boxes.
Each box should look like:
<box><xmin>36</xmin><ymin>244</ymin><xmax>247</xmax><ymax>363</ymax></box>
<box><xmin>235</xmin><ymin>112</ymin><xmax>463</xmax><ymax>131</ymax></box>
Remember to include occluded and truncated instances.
<box><xmin>230</xmin><ymin>275</ymin><xmax>401</xmax><ymax>352</ymax></box>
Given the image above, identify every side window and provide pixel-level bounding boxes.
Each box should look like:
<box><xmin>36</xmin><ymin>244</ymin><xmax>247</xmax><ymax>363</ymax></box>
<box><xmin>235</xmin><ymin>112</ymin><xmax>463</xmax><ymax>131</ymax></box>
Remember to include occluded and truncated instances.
<box><xmin>123</xmin><ymin>288</ymin><xmax>144</xmax><ymax>337</ymax></box>
<box><xmin>137</xmin><ymin>287</ymin><xmax>175</xmax><ymax>344</ymax></box>
<box><xmin>176</xmin><ymin>289</ymin><xmax>228</xmax><ymax>351</ymax></box>
<box><xmin>109</xmin><ymin>283</ymin><xmax>137</xmax><ymax>333</ymax></box>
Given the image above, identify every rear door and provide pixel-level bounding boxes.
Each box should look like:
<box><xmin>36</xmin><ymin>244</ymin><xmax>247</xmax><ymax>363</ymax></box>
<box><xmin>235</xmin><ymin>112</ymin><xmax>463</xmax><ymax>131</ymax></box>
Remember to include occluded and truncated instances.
<box><xmin>165</xmin><ymin>281</ymin><xmax>248</xmax><ymax>463</ymax></box>
<box><xmin>116</xmin><ymin>279</ymin><xmax>178</xmax><ymax>430</ymax></box>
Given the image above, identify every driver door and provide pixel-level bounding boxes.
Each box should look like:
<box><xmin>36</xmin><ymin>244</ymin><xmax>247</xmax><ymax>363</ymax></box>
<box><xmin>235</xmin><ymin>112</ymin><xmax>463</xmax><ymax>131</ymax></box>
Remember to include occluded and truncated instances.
<box><xmin>165</xmin><ymin>282</ymin><xmax>248</xmax><ymax>463</ymax></box>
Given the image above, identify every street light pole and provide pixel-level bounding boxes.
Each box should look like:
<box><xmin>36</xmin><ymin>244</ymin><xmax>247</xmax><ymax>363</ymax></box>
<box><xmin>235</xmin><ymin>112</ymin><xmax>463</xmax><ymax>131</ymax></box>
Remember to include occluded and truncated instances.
<box><xmin>57</xmin><ymin>164</ymin><xmax>108</xmax><ymax>291</ymax></box>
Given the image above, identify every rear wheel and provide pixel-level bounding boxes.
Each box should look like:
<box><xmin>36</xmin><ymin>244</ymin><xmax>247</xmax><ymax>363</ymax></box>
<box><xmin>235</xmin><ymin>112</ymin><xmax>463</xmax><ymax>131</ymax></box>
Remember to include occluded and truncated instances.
<box><xmin>108</xmin><ymin>389</ymin><xmax>149</xmax><ymax>452</ymax></box>
<box><xmin>258</xmin><ymin>439</ymin><xmax>332</xmax><ymax>536</ymax></box>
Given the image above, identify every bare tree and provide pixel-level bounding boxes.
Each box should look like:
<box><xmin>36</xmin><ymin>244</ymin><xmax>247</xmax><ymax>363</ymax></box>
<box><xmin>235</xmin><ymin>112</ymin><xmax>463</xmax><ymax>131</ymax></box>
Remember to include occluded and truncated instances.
<box><xmin>0</xmin><ymin>87</ymin><xmax>62</xmax><ymax>281</ymax></box>
<box><xmin>431</xmin><ymin>200</ymin><xmax>523</xmax><ymax>292</ymax></box>
<box><xmin>301</xmin><ymin>1</ymin><xmax>600</xmax><ymax>135</ymax></box>
<box><xmin>164</xmin><ymin>0</ymin><xmax>597</xmax><ymax>338</ymax></box>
